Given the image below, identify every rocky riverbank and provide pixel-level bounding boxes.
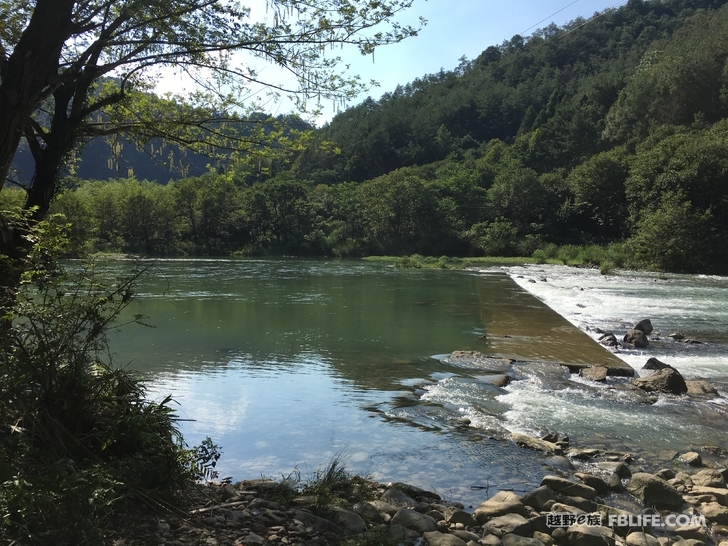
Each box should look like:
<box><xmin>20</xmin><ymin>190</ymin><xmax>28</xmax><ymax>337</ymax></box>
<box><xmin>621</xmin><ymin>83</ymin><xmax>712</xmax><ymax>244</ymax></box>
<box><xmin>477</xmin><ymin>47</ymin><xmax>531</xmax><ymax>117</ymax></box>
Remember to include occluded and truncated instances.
<box><xmin>107</xmin><ymin>435</ymin><xmax>728</xmax><ymax>546</ymax></box>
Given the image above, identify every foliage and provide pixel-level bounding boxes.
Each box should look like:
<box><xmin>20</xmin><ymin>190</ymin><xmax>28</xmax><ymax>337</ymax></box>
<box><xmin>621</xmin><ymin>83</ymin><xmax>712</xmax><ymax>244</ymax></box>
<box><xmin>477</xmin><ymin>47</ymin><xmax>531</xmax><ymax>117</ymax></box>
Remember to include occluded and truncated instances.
<box><xmin>627</xmin><ymin>193</ymin><xmax>715</xmax><ymax>272</ymax></box>
<box><xmin>20</xmin><ymin>0</ymin><xmax>728</xmax><ymax>275</ymax></box>
<box><xmin>0</xmin><ymin>218</ymin><xmax>219</xmax><ymax>544</ymax></box>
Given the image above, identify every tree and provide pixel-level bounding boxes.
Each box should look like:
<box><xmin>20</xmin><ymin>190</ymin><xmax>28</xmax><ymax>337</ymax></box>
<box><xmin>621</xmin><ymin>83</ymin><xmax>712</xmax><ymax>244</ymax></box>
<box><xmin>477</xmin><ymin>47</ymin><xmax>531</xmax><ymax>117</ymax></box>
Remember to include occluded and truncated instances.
<box><xmin>567</xmin><ymin>147</ymin><xmax>630</xmax><ymax>240</ymax></box>
<box><xmin>0</xmin><ymin>0</ymin><xmax>422</xmax><ymax>305</ymax></box>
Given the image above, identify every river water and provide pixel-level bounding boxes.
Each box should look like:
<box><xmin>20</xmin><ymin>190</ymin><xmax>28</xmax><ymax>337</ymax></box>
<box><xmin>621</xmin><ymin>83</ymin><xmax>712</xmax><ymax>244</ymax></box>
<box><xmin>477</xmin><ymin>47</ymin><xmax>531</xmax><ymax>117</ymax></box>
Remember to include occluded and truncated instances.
<box><xmin>107</xmin><ymin>259</ymin><xmax>728</xmax><ymax>506</ymax></box>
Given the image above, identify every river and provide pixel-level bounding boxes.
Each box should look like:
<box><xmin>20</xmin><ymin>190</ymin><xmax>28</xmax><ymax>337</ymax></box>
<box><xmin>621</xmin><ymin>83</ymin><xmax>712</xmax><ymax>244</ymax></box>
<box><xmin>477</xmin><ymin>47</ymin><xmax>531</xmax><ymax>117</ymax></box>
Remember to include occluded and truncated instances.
<box><xmin>106</xmin><ymin>258</ymin><xmax>728</xmax><ymax>506</ymax></box>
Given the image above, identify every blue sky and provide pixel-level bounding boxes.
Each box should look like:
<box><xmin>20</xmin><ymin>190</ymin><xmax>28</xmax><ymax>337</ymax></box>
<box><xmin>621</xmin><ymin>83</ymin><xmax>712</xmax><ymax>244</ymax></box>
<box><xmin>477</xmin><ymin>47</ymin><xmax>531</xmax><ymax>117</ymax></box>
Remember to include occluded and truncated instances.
<box><xmin>294</xmin><ymin>0</ymin><xmax>629</xmax><ymax>123</ymax></box>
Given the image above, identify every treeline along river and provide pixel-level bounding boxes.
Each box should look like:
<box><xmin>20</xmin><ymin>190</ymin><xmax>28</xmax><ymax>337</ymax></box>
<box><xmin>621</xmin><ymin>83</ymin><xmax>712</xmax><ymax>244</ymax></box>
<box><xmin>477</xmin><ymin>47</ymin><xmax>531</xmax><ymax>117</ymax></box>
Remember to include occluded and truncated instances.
<box><xmin>105</xmin><ymin>259</ymin><xmax>728</xmax><ymax>507</ymax></box>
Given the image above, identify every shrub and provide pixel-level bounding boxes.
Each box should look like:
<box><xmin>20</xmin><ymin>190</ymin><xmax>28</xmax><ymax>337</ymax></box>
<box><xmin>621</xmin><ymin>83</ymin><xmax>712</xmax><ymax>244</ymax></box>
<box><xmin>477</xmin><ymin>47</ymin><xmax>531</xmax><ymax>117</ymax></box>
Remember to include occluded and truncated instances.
<box><xmin>0</xmin><ymin>217</ymin><xmax>217</xmax><ymax>544</ymax></box>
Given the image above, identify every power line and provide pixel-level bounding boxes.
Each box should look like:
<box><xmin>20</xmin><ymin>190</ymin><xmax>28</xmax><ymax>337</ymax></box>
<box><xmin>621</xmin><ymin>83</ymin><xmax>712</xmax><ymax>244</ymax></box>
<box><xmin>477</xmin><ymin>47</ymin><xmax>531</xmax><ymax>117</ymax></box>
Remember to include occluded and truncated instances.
<box><xmin>480</xmin><ymin>0</ymin><xmax>630</xmax><ymax>80</ymax></box>
<box><xmin>519</xmin><ymin>0</ymin><xmax>583</xmax><ymax>36</ymax></box>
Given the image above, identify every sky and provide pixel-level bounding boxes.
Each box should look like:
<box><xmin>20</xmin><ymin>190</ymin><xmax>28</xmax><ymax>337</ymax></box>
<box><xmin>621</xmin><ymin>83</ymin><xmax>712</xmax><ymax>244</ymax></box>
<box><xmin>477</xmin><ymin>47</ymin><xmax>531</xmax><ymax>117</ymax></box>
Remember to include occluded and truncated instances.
<box><xmin>158</xmin><ymin>0</ymin><xmax>629</xmax><ymax>125</ymax></box>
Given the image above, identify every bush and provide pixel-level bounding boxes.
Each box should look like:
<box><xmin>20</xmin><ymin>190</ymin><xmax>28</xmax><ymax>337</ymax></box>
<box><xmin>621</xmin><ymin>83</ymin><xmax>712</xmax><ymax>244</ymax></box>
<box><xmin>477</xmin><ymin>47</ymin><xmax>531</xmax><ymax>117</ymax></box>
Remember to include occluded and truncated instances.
<box><xmin>0</xmin><ymin>217</ymin><xmax>217</xmax><ymax>544</ymax></box>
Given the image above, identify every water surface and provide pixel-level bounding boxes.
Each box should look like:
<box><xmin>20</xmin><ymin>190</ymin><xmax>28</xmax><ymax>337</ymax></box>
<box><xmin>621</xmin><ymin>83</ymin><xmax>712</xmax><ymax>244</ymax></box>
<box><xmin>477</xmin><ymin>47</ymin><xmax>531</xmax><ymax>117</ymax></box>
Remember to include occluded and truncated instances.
<box><xmin>105</xmin><ymin>259</ymin><xmax>728</xmax><ymax>505</ymax></box>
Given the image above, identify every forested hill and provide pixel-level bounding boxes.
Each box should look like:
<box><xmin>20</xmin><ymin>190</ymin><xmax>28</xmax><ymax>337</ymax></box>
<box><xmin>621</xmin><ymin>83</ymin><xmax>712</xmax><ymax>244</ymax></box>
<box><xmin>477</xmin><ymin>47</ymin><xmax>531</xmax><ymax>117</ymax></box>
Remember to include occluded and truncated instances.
<box><xmin>300</xmin><ymin>0</ymin><xmax>728</xmax><ymax>183</ymax></box>
<box><xmin>19</xmin><ymin>0</ymin><xmax>728</xmax><ymax>273</ymax></box>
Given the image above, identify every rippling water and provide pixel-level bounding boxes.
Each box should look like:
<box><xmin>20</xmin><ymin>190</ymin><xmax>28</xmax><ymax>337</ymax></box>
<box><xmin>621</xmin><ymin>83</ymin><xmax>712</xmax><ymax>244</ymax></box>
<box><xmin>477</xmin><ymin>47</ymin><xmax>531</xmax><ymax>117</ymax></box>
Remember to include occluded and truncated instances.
<box><xmin>103</xmin><ymin>259</ymin><xmax>728</xmax><ymax>505</ymax></box>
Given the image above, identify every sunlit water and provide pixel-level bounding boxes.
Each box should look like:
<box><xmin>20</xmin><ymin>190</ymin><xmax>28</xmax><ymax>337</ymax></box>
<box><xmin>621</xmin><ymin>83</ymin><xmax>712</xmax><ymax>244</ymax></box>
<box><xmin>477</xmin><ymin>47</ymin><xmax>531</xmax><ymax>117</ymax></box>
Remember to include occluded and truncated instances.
<box><xmin>102</xmin><ymin>259</ymin><xmax>728</xmax><ymax>506</ymax></box>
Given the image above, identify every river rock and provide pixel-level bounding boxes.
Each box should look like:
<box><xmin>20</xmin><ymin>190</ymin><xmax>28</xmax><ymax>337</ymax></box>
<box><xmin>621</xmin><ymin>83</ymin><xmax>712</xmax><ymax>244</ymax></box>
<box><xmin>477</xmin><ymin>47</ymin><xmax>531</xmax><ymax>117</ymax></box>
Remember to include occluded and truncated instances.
<box><xmin>522</xmin><ymin>486</ymin><xmax>555</xmax><ymax>511</ymax></box>
<box><xmin>599</xmin><ymin>333</ymin><xmax>619</xmax><ymax>347</ymax></box>
<box><xmin>328</xmin><ymin>506</ymin><xmax>367</xmax><ymax>534</ymax></box>
<box><xmin>368</xmin><ymin>499</ymin><xmax>398</xmax><ymax>516</ymax></box>
<box><xmin>579</xmin><ymin>366</ymin><xmax>608</xmax><ymax>382</ymax></box>
<box><xmin>633</xmin><ymin>319</ymin><xmax>654</xmax><ymax>335</ymax></box>
<box><xmin>423</xmin><ymin>531</ymin><xmax>468</xmax><ymax>546</ymax></box>
<box><xmin>533</xmin><ymin>531</ymin><xmax>554</xmax><ymax>546</ymax></box>
<box><xmin>626</xmin><ymin>473</ymin><xmax>683</xmax><ymax>509</ymax></box>
<box><xmin>445</xmin><ymin>507</ymin><xmax>477</xmax><ymax>527</ymax></box>
<box><xmin>607</xmin><ymin>473</ymin><xmax>625</xmax><ymax>492</ymax></box>
<box><xmin>655</xmin><ymin>468</ymin><xmax>675</xmax><ymax>480</ymax></box>
<box><xmin>691</xmin><ymin>486</ymin><xmax>728</xmax><ymax>505</ymax></box>
<box><xmin>451</xmin><ymin>529</ymin><xmax>481</xmax><ymax>543</ymax></box>
<box><xmin>595</xmin><ymin>461</ymin><xmax>632</xmax><ymax>479</ymax></box>
<box><xmin>674</xmin><ymin>524</ymin><xmax>709</xmax><ymax>541</ymax></box>
<box><xmin>685</xmin><ymin>380</ymin><xmax>719</xmax><ymax>396</ymax></box>
<box><xmin>482</xmin><ymin>513</ymin><xmax>532</xmax><ymax>537</ymax></box>
<box><xmin>354</xmin><ymin>501</ymin><xmax>383</xmax><ymax>523</ymax></box>
<box><xmin>632</xmin><ymin>367</ymin><xmax>687</xmax><ymax>395</ymax></box>
<box><xmin>501</xmin><ymin>534</ymin><xmax>546</xmax><ymax>546</ymax></box>
<box><xmin>557</xmin><ymin>495</ymin><xmax>597</xmax><ymax>513</ymax></box>
<box><xmin>626</xmin><ymin>531</ymin><xmax>661</xmax><ymax>546</ymax></box>
<box><xmin>673</xmin><ymin>540</ymin><xmax>708</xmax><ymax>546</ymax></box>
<box><xmin>480</xmin><ymin>535</ymin><xmax>503</xmax><ymax>546</ymax></box>
<box><xmin>680</xmin><ymin>451</ymin><xmax>703</xmax><ymax>466</ymax></box>
<box><xmin>574</xmin><ymin>472</ymin><xmax>609</xmax><ymax>494</ymax></box>
<box><xmin>691</xmin><ymin>469</ymin><xmax>726</xmax><ymax>488</ymax></box>
<box><xmin>390</xmin><ymin>507</ymin><xmax>437</xmax><ymax>533</ymax></box>
<box><xmin>696</xmin><ymin>501</ymin><xmax>728</xmax><ymax>524</ymax></box>
<box><xmin>293</xmin><ymin>510</ymin><xmax>344</xmax><ymax>535</ymax></box>
<box><xmin>445</xmin><ymin>351</ymin><xmax>512</xmax><ymax>373</ymax></box>
<box><xmin>564</xmin><ymin>525</ymin><xmax>616</xmax><ymax>546</ymax></box>
<box><xmin>474</xmin><ymin>491</ymin><xmax>527</xmax><ymax>523</ymax></box>
<box><xmin>510</xmin><ymin>433</ymin><xmax>562</xmax><ymax>455</ymax></box>
<box><xmin>643</xmin><ymin>357</ymin><xmax>673</xmax><ymax>371</ymax></box>
<box><xmin>567</xmin><ymin>448</ymin><xmax>601</xmax><ymax>460</ymax></box>
<box><xmin>624</xmin><ymin>329</ymin><xmax>649</xmax><ymax>348</ymax></box>
<box><xmin>550</xmin><ymin>502</ymin><xmax>585</xmax><ymax>515</ymax></box>
<box><xmin>540</xmin><ymin>476</ymin><xmax>598</xmax><ymax>500</ymax></box>
<box><xmin>380</xmin><ymin>487</ymin><xmax>417</xmax><ymax>507</ymax></box>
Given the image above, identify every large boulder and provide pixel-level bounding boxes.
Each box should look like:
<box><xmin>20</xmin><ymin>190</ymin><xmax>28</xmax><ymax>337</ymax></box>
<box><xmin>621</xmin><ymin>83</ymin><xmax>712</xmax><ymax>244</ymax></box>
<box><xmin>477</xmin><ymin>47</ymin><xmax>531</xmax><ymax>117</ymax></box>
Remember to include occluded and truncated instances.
<box><xmin>685</xmin><ymin>380</ymin><xmax>720</xmax><ymax>396</ymax></box>
<box><xmin>422</xmin><ymin>531</ymin><xmax>468</xmax><ymax>546</ymax></box>
<box><xmin>643</xmin><ymin>357</ymin><xmax>672</xmax><ymax>371</ymax></box>
<box><xmin>624</xmin><ymin>329</ymin><xmax>649</xmax><ymax>348</ymax></box>
<box><xmin>696</xmin><ymin>502</ymin><xmax>728</xmax><ymax>525</ymax></box>
<box><xmin>691</xmin><ymin>486</ymin><xmax>728</xmax><ymax>505</ymax></box>
<box><xmin>632</xmin><ymin>367</ymin><xmax>687</xmax><ymax>395</ymax></box>
<box><xmin>328</xmin><ymin>507</ymin><xmax>367</xmax><ymax>534</ymax></box>
<box><xmin>540</xmin><ymin>475</ymin><xmax>598</xmax><ymax>500</ymax></box>
<box><xmin>579</xmin><ymin>366</ymin><xmax>608</xmax><ymax>382</ymax></box>
<box><xmin>522</xmin><ymin>486</ymin><xmax>556</xmax><ymax>511</ymax></box>
<box><xmin>626</xmin><ymin>473</ymin><xmax>683</xmax><ymax>509</ymax></box>
<box><xmin>574</xmin><ymin>472</ymin><xmax>609</xmax><ymax>494</ymax></box>
<box><xmin>633</xmin><ymin>319</ymin><xmax>654</xmax><ymax>335</ymax></box>
<box><xmin>380</xmin><ymin>487</ymin><xmax>417</xmax><ymax>507</ymax></box>
<box><xmin>691</xmin><ymin>469</ymin><xmax>726</xmax><ymax>488</ymax></box>
<box><xmin>564</xmin><ymin>525</ymin><xmax>616</xmax><ymax>546</ymax></box>
<box><xmin>390</xmin><ymin>508</ymin><xmax>437</xmax><ymax>533</ymax></box>
<box><xmin>474</xmin><ymin>491</ymin><xmax>527</xmax><ymax>523</ymax></box>
<box><xmin>482</xmin><ymin>513</ymin><xmax>532</xmax><ymax>537</ymax></box>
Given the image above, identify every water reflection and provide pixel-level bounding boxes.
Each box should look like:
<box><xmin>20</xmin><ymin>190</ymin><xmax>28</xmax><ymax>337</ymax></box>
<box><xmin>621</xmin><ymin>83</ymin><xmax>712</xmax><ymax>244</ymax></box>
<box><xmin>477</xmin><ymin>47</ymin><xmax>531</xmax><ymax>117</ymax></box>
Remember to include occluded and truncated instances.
<box><xmin>103</xmin><ymin>258</ymin><xmax>728</xmax><ymax>505</ymax></box>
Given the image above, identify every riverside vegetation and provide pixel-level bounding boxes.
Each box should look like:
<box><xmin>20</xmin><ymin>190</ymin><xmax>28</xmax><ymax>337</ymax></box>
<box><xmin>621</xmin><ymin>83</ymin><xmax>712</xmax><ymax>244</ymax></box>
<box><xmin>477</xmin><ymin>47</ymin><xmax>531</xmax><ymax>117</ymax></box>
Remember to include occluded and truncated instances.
<box><xmin>5</xmin><ymin>0</ymin><xmax>728</xmax><ymax>274</ymax></box>
<box><xmin>0</xmin><ymin>217</ymin><xmax>221</xmax><ymax>545</ymax></box>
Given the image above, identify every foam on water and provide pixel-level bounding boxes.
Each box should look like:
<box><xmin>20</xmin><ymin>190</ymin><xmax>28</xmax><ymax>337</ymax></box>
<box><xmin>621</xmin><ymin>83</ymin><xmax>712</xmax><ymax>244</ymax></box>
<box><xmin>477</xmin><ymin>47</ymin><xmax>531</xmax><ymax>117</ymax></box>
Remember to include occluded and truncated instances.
<box><xmin>487</xmin><ymin>265</ymin><xmax>728</xmax><ymax>453</ymax></box>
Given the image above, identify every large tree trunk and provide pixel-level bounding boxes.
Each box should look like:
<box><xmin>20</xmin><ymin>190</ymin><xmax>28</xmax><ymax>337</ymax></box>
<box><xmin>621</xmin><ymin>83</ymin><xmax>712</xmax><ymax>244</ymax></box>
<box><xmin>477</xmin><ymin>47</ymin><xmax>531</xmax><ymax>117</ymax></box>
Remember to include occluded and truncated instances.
<box><xmin>0</xmin><ymin>1</ymin><xmax>75</xmax><ymax>317</ymax></box>
<box><xmin>0</xmin><ymin>0</ymin><xmax>75</xmax><ymax>186</ymax></box>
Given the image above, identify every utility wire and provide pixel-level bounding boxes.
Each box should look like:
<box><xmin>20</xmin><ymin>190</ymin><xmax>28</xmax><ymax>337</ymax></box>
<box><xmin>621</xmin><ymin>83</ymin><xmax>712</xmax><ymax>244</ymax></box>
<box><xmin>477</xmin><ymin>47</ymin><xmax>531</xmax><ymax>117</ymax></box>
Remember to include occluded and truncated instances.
<box><xmin>479</xmin><ymin>0</ymin><xmax>630</xmax><ymax>80</ymax></box>
<box><xmin>519</xmin><ymin>0</ymin><xmax>582</xmax><ymax>36</ymax></box>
